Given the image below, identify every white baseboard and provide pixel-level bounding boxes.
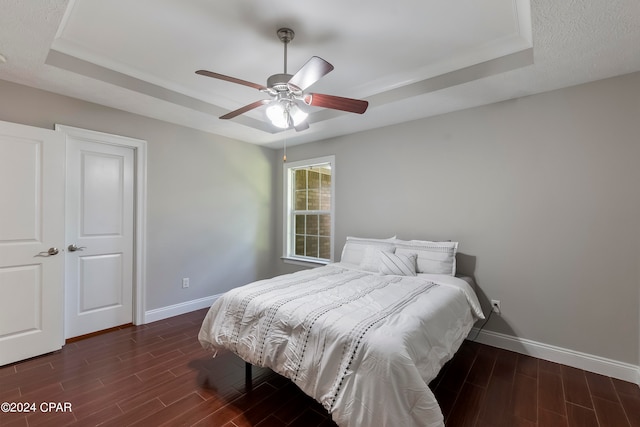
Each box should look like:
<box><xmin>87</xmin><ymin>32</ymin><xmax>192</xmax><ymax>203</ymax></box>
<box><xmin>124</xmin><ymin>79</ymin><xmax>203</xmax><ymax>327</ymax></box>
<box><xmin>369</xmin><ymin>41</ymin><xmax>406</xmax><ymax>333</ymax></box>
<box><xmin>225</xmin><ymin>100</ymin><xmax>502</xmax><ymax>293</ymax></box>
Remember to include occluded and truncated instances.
<box><xmin>470</xmin><ymin>328</ymin><xmax>640</xmax><ymax>386</ymax></box>
<box><xmin>144</xmin><ymin>294</ymin><xmax>222</xmax><ymax>323</ymax></box>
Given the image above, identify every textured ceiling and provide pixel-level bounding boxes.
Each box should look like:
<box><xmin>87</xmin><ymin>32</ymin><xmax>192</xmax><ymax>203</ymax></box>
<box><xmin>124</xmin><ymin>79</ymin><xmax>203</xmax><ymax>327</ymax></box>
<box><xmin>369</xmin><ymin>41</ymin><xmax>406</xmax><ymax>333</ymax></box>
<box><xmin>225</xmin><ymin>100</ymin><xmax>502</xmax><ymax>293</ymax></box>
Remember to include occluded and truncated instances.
<box><xmin>0</xmin><ymin>0</ymin><xmax>638</xmax><ymax>148</ymax></box>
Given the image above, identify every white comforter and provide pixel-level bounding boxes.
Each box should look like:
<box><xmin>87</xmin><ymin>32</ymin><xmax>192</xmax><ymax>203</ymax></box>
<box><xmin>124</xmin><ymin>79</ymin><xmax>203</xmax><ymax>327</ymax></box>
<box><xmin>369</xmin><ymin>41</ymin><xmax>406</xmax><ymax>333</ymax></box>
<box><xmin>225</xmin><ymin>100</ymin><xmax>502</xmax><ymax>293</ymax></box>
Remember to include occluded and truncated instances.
<box><xmin>198</xmin><ymin>263</ymin><xmax>484</xmax><ymax>427</ymax></box>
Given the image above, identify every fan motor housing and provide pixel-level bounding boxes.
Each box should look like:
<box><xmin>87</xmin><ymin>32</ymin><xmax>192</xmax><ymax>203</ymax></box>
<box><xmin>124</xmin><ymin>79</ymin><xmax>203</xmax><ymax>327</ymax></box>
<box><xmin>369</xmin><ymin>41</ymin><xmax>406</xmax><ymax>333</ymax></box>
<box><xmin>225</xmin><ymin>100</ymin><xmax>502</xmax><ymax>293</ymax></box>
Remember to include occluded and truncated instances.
<box><xmin>267</xmin><ymin>73</ymin><xmax>293</xmax><ymax>92</ymax></box>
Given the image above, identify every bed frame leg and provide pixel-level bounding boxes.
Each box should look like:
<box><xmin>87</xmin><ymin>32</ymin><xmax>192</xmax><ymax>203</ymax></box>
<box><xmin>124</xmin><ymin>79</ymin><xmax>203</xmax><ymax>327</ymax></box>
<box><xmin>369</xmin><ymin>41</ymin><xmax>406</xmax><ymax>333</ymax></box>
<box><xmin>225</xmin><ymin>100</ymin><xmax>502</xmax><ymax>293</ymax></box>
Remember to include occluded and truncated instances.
<box><xmin>245</xmin><ymin>362</ymin><xmax>253</xmax><ymax>393</ymax></box>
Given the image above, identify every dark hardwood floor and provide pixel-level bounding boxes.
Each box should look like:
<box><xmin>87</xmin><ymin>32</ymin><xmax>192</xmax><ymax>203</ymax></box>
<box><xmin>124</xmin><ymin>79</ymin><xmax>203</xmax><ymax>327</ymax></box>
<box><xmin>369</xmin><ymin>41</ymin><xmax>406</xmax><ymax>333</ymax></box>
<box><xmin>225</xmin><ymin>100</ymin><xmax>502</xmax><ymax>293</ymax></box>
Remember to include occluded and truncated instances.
<box><xmin>1</xmin><ymin>308</ymin><xmax>638</xmax><ymax>426</ymax></box>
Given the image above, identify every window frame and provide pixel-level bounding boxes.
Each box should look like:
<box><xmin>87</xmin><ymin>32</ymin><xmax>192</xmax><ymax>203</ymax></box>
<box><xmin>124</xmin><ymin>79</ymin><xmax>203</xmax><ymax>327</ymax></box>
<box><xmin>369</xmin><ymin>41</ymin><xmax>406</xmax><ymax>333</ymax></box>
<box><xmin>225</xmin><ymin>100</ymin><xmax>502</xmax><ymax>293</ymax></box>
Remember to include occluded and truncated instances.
<box><xmin>282</xmin><ymin>155</ymin><xmax>335</xmax><ymax>266</ymax></box>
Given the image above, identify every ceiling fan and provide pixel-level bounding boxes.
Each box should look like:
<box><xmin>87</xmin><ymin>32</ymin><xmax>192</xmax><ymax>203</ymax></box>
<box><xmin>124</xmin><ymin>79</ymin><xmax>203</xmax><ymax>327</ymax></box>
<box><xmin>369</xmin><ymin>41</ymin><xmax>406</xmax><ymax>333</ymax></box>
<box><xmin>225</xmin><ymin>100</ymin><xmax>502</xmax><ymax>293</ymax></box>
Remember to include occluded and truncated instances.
<box><xmin>196</xmin><ymin>28</ymin><xmax>369</xmax><ymax>131</ymax></box>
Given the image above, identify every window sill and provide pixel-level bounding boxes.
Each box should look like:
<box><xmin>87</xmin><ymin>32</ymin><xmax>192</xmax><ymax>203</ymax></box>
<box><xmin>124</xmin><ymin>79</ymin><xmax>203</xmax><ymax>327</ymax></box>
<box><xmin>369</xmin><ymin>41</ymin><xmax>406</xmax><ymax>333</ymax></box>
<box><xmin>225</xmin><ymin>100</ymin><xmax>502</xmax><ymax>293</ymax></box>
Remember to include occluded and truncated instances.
<box><xmin>281</xmin><ymin>256</ymin><xmax>330</xmax><ymax>268</ymax></box>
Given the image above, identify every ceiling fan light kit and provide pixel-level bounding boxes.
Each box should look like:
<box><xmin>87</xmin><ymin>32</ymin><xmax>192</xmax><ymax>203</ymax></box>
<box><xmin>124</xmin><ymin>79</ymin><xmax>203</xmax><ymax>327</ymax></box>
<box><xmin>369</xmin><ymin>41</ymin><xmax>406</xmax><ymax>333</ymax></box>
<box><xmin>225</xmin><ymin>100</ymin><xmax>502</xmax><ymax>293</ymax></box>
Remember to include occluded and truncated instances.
<box><xmin>266</xmin><ymin>99</ymin><xmax>308</xmax><ymax>129</ymax></box>
<box><xmin>196</xmin><ymin>27</ymin><xmax>368</xmax><ymax>131</ymax></box>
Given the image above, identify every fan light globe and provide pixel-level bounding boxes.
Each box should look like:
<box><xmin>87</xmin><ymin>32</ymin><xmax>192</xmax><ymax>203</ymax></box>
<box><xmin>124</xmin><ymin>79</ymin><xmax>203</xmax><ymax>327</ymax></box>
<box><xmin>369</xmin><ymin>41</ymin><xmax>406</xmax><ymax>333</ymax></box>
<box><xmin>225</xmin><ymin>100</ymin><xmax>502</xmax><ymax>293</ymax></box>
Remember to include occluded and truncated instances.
<box><xmin>266</xmin><ymin>103</ymin><xmax>287</xmax><ymax>128</ymax></box>
<box><xmin>289</xmin><ymin>103</ymin><xmax>308</xmax><ymax>126</ymax></box>
<box><xmin>266</xmin><ymin>101</ymin><xmax>308</xmax><ymax>129</ymax></box>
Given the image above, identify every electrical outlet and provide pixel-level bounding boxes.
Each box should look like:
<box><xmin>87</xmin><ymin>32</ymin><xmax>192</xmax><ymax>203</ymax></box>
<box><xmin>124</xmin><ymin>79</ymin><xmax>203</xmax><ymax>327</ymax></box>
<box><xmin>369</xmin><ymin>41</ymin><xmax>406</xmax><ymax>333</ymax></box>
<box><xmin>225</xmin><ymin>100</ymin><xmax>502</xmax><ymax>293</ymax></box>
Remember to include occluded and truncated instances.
<box><xmin>182</xmin><ymin>278</ymin><xmax>190</xmax><ymax>289</ymax></box>
<box><xmin>491</xmin><ymin>299</ymin><xmax>501</xmax><ymax>314</ymax></box>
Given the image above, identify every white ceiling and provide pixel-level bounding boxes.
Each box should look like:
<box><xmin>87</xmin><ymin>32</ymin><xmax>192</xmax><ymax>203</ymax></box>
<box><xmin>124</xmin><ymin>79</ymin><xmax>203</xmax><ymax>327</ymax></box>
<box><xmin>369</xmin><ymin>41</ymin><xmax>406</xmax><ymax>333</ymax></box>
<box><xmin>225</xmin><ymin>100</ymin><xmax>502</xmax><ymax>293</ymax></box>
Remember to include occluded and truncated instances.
<box><xmin>0</xmin><ymin>0</ymin><xmax>638</xmax><ymax>148</ymax></box>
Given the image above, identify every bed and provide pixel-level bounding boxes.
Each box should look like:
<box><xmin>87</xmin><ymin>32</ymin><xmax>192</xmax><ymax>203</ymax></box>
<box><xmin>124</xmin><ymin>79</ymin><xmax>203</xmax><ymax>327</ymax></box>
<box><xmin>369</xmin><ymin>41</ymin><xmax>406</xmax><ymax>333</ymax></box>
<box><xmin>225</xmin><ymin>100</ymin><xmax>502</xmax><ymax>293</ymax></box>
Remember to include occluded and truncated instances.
<box><xmin>199</xmin><ymin>237</ymin><xmax>484</xmax><ymax>427</ymax></box>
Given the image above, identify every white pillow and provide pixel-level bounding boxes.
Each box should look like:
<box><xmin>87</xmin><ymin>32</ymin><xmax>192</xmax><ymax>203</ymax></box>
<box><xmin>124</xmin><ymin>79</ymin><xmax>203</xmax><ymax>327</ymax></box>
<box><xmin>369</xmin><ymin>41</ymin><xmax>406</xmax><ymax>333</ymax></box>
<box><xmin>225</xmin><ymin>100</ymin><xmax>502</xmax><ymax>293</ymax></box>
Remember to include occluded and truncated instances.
<box><xmin>379</xmin><ymin>252</ymin><xmax>417</xmax><ymax>276</ymax></box>
<box><xmin>340</xmin><ymin>236</ymin><xmax>396</xmax><ymax>265</ymax></box>
<box><xmin>359</xmin><ymin>244</ymin><xmax>395</xmax><ymax>272</ymax></box>
<box><xmin>394</xmin><ymin>240</ymin><xmax>458</xmax><ymax>275</ymax></box>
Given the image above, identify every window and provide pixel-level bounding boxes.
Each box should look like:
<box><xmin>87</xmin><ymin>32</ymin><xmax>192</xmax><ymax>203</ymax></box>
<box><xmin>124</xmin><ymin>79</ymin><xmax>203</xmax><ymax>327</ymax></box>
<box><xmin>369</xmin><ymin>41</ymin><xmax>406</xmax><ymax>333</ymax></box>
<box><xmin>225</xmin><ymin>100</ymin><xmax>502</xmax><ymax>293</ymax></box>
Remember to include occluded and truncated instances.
<box><xmin>283</xmin><ymin>156</ymin><xmax>335</xmax><ymax>264</ymax></box>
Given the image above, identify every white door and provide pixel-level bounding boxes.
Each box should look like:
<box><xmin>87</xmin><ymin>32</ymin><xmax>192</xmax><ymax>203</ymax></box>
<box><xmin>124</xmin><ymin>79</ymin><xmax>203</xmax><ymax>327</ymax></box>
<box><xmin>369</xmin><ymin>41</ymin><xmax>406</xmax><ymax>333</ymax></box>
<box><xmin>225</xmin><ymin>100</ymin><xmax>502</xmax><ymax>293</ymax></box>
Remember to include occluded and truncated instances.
<box><xmin>64</xmin><ymin>135</ymin><xmax>135</xmax><ymax>338</ymax></box>
<box><xmin>0</xmin><ymin>120</ymin><xmax>65</xmax><ymax>366</ymax></box>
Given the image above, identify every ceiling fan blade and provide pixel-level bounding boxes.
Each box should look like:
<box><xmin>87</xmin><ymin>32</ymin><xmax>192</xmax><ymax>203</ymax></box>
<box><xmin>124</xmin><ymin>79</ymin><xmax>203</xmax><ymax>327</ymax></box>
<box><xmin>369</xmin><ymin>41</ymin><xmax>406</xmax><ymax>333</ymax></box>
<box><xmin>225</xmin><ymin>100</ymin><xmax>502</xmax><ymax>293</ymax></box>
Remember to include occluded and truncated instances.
<box><xmin>220</xmin><ymin>99</ymin><xmax>270</xmax><ymax>119</ymax></box>
<box><xmin>303</xmin><ymin>93</ymin><xmax>369</xmax><ymax>114</ymax></box>
<box><xmin>196</xmin><ymin>70</ymin><xmax>267</xmax><ymax>91</ymax></box>
<box><xmin>287</xmin><ymin>56</ymin><xmax>334</xmax><ymax>92</ymax></box>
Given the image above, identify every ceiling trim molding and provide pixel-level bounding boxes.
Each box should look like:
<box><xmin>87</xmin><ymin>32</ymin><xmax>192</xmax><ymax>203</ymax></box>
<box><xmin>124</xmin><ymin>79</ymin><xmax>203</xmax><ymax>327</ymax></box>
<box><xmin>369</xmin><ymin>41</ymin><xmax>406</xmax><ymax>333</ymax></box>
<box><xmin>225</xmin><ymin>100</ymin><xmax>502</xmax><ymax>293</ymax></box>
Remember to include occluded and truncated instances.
<box><xmin>45</xmin><ymin>48</ymin><xmax>276</xmax><ymax>133</ymax></box>
<box><xmin>46</xmin><ymin>47</ymin><xmax>534</xmax><ymax>136</ymax></box>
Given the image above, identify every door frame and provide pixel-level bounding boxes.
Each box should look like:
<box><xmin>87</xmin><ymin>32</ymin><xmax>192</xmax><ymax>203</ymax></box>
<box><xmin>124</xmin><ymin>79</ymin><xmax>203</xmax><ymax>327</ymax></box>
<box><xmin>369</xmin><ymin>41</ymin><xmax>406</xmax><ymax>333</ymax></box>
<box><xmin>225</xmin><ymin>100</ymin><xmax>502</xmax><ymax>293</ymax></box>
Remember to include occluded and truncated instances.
<box><xmin>55</xmin><ymin>125</ymin><xmax>147</xmax><ymax>326</ymax></box>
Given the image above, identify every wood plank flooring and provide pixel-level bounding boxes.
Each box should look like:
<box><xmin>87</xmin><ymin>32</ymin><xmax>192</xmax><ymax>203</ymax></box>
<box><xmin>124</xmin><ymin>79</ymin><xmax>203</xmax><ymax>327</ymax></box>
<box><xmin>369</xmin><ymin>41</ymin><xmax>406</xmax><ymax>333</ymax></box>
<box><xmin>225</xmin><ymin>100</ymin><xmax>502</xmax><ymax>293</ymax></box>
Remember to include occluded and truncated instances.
<box><xmin>1</xmin><ymin>308</ymin><xmax>638</xmax><ymax>426</ymax></box>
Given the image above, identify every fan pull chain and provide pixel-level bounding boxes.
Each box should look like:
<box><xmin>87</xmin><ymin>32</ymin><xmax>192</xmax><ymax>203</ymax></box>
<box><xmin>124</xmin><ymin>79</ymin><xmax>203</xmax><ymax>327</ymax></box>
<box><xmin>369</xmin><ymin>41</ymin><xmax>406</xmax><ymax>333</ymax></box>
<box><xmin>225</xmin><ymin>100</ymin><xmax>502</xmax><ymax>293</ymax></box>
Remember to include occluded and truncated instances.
<box><xmin>283</xmin><ymin>135</ymin><xmax>287</xmax><ymax>162</ymax></box>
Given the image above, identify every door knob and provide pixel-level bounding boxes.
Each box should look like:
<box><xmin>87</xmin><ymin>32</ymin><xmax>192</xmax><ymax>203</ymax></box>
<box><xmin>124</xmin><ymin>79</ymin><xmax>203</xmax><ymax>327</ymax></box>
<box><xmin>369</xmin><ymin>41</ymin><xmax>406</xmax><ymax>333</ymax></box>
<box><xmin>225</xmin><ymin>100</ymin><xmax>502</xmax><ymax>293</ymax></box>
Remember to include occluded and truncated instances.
<box><xmin>36</xmin><ymin>247</ymin><xmax>60</xmax><ymax>256</ymax></box>
<box><xmin>68</xmin><ymin>244</ymin><xmax>86</xmax><ymax>252</ymax></box>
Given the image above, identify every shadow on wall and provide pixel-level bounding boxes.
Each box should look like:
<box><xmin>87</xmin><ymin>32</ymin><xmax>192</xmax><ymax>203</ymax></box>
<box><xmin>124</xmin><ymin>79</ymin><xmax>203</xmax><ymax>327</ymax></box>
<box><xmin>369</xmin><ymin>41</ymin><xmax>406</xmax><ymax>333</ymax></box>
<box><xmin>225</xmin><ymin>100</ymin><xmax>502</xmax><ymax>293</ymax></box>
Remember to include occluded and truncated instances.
<box><xmin>457</xmin><ymin>253</ymin><xmax>525</xmax><ymax>354</ymax></box>
<box><xmin>456</xmin><ymin>252</ymin><xmax>476</xmax><ymax>279</ymax></box>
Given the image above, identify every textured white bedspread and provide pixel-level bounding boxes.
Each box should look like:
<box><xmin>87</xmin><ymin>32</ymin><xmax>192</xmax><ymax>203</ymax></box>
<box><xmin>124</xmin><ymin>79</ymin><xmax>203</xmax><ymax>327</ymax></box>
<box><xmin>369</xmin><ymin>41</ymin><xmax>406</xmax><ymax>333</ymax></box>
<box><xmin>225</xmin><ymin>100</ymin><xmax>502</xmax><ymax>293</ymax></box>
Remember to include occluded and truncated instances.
<box><xmin>198</xmin><ymin>263</ymin><xmax>484</xmax><ymax>427</ymax></box>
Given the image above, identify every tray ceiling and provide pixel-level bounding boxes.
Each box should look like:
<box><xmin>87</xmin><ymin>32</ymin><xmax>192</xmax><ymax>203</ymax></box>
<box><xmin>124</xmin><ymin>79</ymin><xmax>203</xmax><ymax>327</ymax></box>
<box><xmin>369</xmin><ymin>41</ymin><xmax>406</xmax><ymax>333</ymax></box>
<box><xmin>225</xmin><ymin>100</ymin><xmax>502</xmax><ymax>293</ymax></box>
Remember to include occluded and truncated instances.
<box><xmin>0</xmin><ymin>0</ymin><xmax>638</xmax><ymax>148</ymax></box>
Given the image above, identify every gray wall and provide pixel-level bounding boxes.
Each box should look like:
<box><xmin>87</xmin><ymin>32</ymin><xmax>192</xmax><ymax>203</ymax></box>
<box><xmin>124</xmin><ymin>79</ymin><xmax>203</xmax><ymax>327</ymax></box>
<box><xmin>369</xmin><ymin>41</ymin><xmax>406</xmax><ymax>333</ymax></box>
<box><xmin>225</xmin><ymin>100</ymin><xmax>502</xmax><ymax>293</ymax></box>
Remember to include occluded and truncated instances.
<box><xmin>2</xmin><ymin>72</ymin><xmax>638</xmax><ymax>367</ymax></box>
<box><xmin>0</xmin><ymin>79</ymin><xmax>278</xmax><ymax>311</ymax></box>
<box><xmin>274</xmin><ymin>72</ymin><xmax>640</xmax><ymax>366</ymax></box>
